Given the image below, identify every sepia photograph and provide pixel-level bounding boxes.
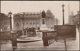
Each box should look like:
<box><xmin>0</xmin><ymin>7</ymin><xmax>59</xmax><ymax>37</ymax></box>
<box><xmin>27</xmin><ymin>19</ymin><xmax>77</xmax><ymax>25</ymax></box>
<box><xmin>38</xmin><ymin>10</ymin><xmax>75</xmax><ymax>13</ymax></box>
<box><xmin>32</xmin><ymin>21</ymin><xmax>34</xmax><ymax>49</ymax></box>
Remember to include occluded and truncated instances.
<box><xmin>0</xmin><ymin>1</ymin><xmax>80</xmax><ymax>51</ymax></box>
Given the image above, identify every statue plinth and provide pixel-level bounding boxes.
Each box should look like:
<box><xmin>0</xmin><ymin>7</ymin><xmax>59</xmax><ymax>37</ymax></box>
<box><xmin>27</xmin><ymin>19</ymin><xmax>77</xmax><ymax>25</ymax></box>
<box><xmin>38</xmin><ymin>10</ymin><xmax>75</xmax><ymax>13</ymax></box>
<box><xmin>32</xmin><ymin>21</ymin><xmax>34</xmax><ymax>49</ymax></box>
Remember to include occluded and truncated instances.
<box><xmin>40</xmin><ymin>24</ymin><xmax>48</xmax><ymax>31</ymax></box>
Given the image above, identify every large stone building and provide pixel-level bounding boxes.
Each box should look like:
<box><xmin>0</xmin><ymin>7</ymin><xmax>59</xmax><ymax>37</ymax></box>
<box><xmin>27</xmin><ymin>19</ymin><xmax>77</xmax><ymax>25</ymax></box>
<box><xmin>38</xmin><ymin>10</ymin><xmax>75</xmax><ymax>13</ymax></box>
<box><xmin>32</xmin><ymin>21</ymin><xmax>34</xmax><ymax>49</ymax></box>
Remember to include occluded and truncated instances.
<box><xmin>13</xmin><ymin>10</ymin><xmax>56</xmax><ymax>30</ymax></box>
<box><xmin>0</xmin><ymin>10</ymin><xmax>58</xmax><ymax>32</ymax></box>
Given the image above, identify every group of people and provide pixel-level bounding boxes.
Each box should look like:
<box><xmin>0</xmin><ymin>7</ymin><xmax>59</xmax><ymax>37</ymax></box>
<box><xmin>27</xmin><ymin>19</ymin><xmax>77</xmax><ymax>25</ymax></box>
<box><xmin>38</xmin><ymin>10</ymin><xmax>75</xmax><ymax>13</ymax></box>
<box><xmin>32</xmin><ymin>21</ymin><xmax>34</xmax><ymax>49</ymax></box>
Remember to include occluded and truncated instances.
<box><xmin>17</xmin><ymin>27</ymin><xmax>37</xmax><ymax>37</ymax></box>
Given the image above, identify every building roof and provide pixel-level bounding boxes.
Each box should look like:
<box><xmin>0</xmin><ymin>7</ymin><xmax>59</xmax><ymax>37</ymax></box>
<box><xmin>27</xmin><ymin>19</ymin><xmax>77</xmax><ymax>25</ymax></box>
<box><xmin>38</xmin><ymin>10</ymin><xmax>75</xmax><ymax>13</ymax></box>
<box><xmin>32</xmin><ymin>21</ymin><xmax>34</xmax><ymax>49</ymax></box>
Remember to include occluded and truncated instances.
<box><xmin>13</xmin><ymin>11</ymin><xmax>54</xmax><ymax>19</ymax></box>
<box><xmin>13</xmin><ymin>12</ymin><xmax>41</xmax><ymax>19</ymax></box>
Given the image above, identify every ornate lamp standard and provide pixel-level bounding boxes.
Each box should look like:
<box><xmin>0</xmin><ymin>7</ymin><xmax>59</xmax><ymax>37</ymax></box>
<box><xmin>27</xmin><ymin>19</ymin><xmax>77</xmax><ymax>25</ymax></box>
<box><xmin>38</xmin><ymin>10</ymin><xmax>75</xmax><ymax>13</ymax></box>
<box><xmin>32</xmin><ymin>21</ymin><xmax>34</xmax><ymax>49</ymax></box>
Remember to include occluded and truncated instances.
<box><xmin>8</xmin><ymin>12</ymin><xmax>17</xmax><ymax>51</ymax></box>
<box><xmin>62</xmin><ymin>4</ymin><xmax>67</xmax><ymax>51</ymax></box>
<box><xmin>8</xmin><ymin>12</ymin><xmax>12</xmax><ymax>31</ymax></box>
<box><xmin>22</xmin><ymin>12</ymin><xmax>25</xmax><ymax>35</ymax></box>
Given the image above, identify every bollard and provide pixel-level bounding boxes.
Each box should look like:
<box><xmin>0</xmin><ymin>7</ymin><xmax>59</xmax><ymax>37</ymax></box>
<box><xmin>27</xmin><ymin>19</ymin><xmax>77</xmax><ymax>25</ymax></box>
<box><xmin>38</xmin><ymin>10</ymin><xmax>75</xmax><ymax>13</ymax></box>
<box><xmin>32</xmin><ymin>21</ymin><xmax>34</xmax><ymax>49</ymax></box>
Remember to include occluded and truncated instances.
<box><xmin>11</xmin><ymin>32</ymin><xmax>17</xmax><ymax>51</ymax></box>
<box><xmin>42</xmin><ymin>32</ymin><xmax>49</xmax><ymax>46</ymax></box>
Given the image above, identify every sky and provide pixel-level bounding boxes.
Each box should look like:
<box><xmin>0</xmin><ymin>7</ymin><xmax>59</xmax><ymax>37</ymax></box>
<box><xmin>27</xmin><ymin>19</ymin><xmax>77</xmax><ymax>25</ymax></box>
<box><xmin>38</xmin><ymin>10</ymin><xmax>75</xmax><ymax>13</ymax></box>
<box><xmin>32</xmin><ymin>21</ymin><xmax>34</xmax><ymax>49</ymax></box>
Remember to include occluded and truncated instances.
<box><xmin>1</xmin><ymin>1</ymin><xmax>79</xmax><ymax>25</ymax></box>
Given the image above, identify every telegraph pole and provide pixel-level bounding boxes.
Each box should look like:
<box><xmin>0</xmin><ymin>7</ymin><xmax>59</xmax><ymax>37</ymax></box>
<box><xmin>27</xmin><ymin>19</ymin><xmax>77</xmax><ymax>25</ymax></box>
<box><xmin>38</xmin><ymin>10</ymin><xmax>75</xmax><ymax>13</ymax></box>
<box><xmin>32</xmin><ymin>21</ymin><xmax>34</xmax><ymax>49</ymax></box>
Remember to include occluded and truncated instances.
<box><xmin>22</xmin><ymin>12</ymin><xmax>25</xmax><ymax>35</ymax></box>
<box><xmin>62</xmin><ymin>4</ymin><xmax>67</xmax><ymax>51</ymax></box>
<box><xmin>62</xmin><ymin>4</ymin><xmax>65</xmax><ymax>25</ymax></box>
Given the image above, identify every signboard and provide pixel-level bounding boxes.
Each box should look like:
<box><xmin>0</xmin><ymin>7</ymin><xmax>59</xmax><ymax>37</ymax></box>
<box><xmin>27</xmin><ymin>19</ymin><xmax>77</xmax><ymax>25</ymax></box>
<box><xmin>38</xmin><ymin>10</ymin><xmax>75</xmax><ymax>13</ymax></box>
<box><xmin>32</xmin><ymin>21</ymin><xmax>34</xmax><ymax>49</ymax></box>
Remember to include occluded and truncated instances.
<box><xmin>42</xmin><ymin>31</ymin><xmax>57</xmax><ymax>46</ymax></box>
<box><xmin>47</xmin><ymin>31</ymin><xmax>57</xmax><ymax>45</ymax></box>
<box><xmin>42</xmin><ymin>25</ymin><xmax>76</xmax><ymax>46</ymax></box>
<box><xmin>54</xmin><ymin>25</ymin><xmax>76</xmax><ymax>38</ymax></box>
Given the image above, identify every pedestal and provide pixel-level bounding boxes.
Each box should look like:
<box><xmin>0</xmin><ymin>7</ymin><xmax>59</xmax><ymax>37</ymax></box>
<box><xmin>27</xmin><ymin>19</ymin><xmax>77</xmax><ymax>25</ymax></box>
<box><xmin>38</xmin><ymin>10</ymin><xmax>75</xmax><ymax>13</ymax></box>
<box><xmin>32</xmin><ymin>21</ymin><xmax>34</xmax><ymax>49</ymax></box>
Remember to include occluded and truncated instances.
<box><xmin>40</xmin><ymin>24</ymin><xmax>48</xmax><ymax>31</ymax></box>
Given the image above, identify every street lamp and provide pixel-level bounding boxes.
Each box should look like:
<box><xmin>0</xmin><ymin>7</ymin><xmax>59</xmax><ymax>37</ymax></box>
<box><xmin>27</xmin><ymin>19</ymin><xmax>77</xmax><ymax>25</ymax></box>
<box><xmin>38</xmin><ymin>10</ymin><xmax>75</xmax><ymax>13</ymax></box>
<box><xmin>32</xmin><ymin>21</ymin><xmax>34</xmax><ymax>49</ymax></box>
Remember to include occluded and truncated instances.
<box><xmin>8</xmin><ymin>12</ymin><xmax>17</xmax><ymax>50</ymax></box>
<box><xmin>22</xmin><ymin>12</ymin><xmax>25</xmax><ymax>35</ymax></box>
<box><xmin>62</xmin><ymin>4</ymin><xmax>68</xmax><ymax>51</ymax></box>
<box><xmin>8</xmin><ymin>12</ymin><xmax>12</xmax><ymax>31</ymax></box>
<box><xmin>62</xmin><ymin>4</ymin><xmax>65</xmax><ymax>25</ymax></box>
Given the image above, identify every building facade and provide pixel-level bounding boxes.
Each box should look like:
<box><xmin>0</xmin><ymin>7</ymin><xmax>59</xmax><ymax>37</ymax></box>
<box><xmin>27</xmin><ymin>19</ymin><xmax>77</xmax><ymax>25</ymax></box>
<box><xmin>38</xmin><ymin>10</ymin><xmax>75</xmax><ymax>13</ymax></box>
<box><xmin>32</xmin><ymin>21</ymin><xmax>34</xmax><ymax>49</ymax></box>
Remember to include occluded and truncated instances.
<box><xmin>0</xmin><ymin>10</ymin><xmax>57</xmax><ymax>32</ymax></box>
<box><xmin>13</xmin><ymin>10</ymin><xmax>56</xmax><ymax>31</ymax></box>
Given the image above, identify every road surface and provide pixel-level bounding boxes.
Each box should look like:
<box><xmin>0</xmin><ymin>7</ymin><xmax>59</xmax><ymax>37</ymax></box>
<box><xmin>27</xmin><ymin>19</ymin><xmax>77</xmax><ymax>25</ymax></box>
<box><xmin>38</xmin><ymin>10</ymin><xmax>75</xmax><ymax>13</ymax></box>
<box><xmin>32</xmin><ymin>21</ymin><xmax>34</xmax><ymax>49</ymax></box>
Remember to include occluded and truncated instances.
<box><xmin>0</xmin><ymin>27</ymin><xmax>79</xmax><ymax>51</ymax></box>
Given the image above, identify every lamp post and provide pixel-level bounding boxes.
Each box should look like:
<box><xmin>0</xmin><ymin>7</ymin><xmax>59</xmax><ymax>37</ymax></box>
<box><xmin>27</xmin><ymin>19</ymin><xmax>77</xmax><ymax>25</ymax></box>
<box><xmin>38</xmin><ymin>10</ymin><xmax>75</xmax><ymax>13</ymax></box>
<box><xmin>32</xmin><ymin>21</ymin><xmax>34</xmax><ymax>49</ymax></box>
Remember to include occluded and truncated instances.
<box><xmin>8</xmin><ymin>12</ymin><xmax>17</xmax><ymax>51</ymax></box>
<box><xmin>62</xmin><ymin>4</ymin><xmax>67</xmax><ymax>51</ymax></box>
<box><xmin>22</xmin><ymin>12</ymin><xmax>25</xmax><ymax>35</ymax></box>
<box><xmin>62</xmin><ymin>4</ymin><xmax>65</xmax><ymax>25</ymax></box>
<box><xmin>8</xmin><ymin>12</ymin><xmax>12</xmax><ymax>31</ymax></box>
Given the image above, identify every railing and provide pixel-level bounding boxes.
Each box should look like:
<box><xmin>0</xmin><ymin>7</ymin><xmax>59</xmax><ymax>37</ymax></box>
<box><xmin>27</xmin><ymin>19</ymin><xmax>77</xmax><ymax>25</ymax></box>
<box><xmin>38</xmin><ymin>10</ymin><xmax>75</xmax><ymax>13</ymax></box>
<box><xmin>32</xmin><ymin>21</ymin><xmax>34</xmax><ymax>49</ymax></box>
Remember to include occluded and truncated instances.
<box><xmin>38</xmin><ymin>30</ymin><xmax>57</xmax><ymax>46</ymax></box>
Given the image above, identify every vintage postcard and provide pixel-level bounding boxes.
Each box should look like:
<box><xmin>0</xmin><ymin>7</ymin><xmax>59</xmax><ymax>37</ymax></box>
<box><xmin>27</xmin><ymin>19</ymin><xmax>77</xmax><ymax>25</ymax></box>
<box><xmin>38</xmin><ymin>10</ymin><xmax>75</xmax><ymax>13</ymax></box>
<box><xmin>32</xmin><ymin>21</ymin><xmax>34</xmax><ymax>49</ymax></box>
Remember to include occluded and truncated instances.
<box><xmin>0</xmin><ymin>1</ymin><xmax>79</xmax><ymax>51</ymax></box>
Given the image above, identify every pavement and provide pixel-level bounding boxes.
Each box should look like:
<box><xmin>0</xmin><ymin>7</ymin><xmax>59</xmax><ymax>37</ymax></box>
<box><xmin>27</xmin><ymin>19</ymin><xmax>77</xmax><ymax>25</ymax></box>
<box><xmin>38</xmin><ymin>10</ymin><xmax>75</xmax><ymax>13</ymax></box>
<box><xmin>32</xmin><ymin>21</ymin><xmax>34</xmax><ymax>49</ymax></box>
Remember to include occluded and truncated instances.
<box><xmin>1</xmin><ymin>37</ymin><xmax>78</xmax><ymax>51</ymax></box>
<box><xmin>0</xmin><ymin>27</ymin><xmax>80</xmax><ymax>51</ymax></box>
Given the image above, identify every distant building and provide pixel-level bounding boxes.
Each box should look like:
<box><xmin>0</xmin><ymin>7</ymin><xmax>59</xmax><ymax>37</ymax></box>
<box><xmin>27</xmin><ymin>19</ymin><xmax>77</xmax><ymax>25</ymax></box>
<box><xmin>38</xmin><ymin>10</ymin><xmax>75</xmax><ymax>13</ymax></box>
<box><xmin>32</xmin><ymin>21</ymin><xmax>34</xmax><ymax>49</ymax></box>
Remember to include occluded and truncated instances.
<box><xmin>0</xmin><ymin>13</ymin><xmax>10</xmax><ymax>32</ymax></box>
<box><xmin>0</xmin><ymin>10</ymin><xmax>58</xmax><ymax>31</ymax></box>
<box><xmin>69</xmin><ymin>11</ymin><xmax>80</xmax><ymax>25</ymax></box>
<box><xmin>13</xmin><ymin>10</ymin><xmax>56</xmax><ymax>30</ymax></box>
<box><xmin>69</xmin><ymin>12</ymin><xmax>75</xmax><ymax>25</ymax></box>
